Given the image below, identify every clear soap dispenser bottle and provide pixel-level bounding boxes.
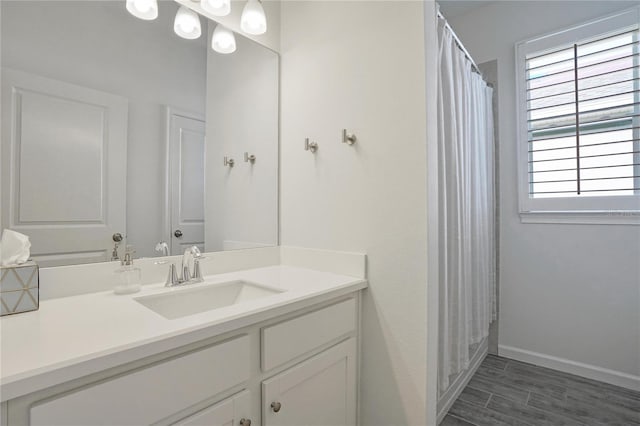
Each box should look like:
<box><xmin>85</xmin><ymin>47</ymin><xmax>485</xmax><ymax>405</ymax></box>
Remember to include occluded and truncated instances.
<box><xmin>114</xmin><ymin>245</ymin><xmax>142</xmax><ymax>295</ymax></box>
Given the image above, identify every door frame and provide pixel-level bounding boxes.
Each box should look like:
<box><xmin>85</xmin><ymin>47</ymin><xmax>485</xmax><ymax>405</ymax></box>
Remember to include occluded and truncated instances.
<box><xmin>163</xmin><ymin>106</ymin><xmax>206</xmax><ymax>255</ymax></box>
<box><xmin>425</xmin><ymin>3</ymin><xmax>440</xmax><ymax>425</ymax></box>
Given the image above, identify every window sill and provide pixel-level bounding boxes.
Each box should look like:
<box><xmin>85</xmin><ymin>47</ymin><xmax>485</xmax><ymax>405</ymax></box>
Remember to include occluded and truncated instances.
<box><xmin>519</xmin><ymin>210</ymin><xmax>640</xmax><ymax>225</ymax></box>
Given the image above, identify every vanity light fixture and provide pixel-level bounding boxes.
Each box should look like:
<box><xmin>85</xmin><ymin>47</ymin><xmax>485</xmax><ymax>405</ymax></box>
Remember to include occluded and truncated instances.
<box><xmin>126</xmin><ymin>0</ymin><xmax>158</xmax><ymax>20</ymax></box>
<box><xmin>240</xmin><ymin>0</ymin><xmax>267</xmax><ymax>35</ymax></box>
<box><xmin>212</xmin><ymin>24</ymin><xmax>237</xmax><ymax>54</ymax></box>
<box><xmin>174</xmin><ymin>6</ymin><xmax>202</xmax><ymax>39</ymax></box>
<box><xmin>202</xmin><ymin>0</ymin><xmax>231</xmax><ymax>17</ymax></box>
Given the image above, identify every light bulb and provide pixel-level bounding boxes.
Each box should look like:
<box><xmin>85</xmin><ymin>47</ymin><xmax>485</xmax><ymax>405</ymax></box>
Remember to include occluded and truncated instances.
<box><xmin>240</xmin><ymin>0</ymin><xmax>267</xmax><ymax>35</ymax></box>
<box><xmin>202</xmin><ymin>0</ymin><xmax>231</xmax><ymax>17</ymax></box>
<box><xmin>174</xmin><ymin>6</ymin><xmax>202</xmax><ymax>39</ymax></box>
<box><xmin>211</xmin><ymin>24</ymin><xmax>236</xmax><ymax>54</ymax></box>
<box><xmin>134</xmin><ymin>0</ymin><xmax>151</xmax><ymax>13</ymax></box>
<box><xmin>126</xmin><ymin>0</ymin><xmax>158</xmax><ymax>20</ymax></box>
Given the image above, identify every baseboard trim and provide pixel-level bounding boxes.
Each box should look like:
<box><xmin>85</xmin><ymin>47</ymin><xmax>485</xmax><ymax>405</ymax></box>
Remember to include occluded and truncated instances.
<box><xmin>436</xmin><ymin>338</ymin><xmax>488</xmax><ymax>424</ymax></box>
<box><xmin>498</xmin><ymin>345</ymin><xmax>640</xmax><ymax>392</ymax></box>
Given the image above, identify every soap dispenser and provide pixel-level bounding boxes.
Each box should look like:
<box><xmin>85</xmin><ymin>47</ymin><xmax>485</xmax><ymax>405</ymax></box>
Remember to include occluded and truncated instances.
<box><xmin>114</xmin><ymin>245</ymin><xmax>142</xmax><ymax>295</ymax></box>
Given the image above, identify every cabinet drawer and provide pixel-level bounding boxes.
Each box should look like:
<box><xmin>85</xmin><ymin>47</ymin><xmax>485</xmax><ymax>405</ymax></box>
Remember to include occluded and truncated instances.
<box><xmin>174</xmin><ymin>390</ymin><xmax>251</xmax><ymax>426</ymax></box>
<box><xmin>30</xmin><ymin>335</ymin><xmax>250</xmax><ymax>426</ymax></box>
<box><xmin>261</xmin><ymin>298</ymin><xmax>356</xmax><ymax>371</ymax></box>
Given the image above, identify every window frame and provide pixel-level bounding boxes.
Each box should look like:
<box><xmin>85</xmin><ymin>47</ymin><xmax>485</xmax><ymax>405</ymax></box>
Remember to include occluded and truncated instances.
<box><xmin>515</xmin><ymin>6</ymin><xmax>640</xmax><ymax>225</ymax></box>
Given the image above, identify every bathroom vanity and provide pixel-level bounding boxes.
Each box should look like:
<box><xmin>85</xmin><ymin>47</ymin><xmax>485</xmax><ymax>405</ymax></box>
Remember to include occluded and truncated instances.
<box><xmin>0</xmin><ymin>248</ymin><xmax>367</xmax><ymax>426</ymax></box>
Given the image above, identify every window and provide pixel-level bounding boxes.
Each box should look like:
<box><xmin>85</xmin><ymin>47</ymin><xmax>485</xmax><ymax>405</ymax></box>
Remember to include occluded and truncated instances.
<box><xmin>516</xmin><ymin>7</ymin><xmax>640</xmax><ymax>223</ymax></box>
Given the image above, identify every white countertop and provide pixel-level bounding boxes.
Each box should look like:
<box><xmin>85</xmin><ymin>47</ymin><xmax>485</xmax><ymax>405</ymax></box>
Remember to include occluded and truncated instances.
<box><xmin>0</xmin><ymin>265</ymin><xmax>366</xmax><ymax>402</ymax></box>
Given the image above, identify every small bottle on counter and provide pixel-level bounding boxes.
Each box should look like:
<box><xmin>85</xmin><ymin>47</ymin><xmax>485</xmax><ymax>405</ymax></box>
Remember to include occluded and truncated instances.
<box><xmin>114</xmin><ymin>245</ymin><xmax>141</xmax><ymax>295</ymax></box>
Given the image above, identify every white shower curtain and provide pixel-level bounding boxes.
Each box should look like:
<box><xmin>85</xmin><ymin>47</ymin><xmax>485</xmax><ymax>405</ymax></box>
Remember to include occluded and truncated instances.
<box><xmin>437</xmin><ymin>17</ymin><xmax>496</xmax><ymax>393</ymax></box>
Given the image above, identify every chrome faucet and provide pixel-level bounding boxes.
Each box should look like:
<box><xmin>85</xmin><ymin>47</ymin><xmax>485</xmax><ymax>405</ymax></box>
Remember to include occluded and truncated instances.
<box><xmin>154</xmin><ymin>241</ymin><xmax>170</xmax><ymax>265</ymax></box>
<box><xmin>155</xmin><ymin>241</ymin><xmax>169</xmax><ymax>257</ymax></box>
<box><xmin>165</xmin><ymin>246</ymin><xmax>204</xmax><ymax>287</ymax></box>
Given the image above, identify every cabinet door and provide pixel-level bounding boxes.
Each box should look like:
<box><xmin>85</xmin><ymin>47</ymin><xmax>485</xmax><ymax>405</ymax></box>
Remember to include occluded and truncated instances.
<box><xmin>175</xmin><ymin>390</ymin><xmax>251</xmax><ymax>426</ymax></box>
<box><xmin>262</xmin><ymin>338</ymin><xmax>357</xmax><ymax>426</ymax></box>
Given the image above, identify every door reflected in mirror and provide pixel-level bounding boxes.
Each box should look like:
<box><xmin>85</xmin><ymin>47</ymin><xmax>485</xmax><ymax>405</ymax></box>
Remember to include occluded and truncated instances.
<box><xmin>0</xmin><ymin>1</ymin><xmax>279</xmax><ymax>267</ymax></box>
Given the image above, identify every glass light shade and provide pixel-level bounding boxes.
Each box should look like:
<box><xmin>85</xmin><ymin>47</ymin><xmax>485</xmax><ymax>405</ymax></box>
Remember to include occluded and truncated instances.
<box><xmin>174</xmin><ymin>6</ymin><xmax>202</xmax><ymax>39</ymax></box>
<box><xmin>126</xmin><ymin>0</ymin><xmax>158</xmax><ymax>20</ymax></box>
<box><xmin>202</xmin><ymin>0</ymin><xmax>231</xmax><ymax>17</ymax></box>
<box><xmin>211</xmin><ymin>25</ymin><xmax>237</xmax><ymax>54</ymax></box>
<box><xmin>240</xmin><ymin>0</ymin><xmax>267</xmax><ymax>35</ymax></box>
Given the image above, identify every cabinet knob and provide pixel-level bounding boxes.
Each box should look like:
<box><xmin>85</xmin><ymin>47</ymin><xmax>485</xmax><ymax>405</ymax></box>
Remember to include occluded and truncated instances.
<box><xmin>239</xmin><ymin>419</ymin><xmax>251</xmax><ymax>426</ymax></box>
<box><xmin>271</xmin><ymin>401</ymin><xmax>282</xmax><ymax>413</ymax></box>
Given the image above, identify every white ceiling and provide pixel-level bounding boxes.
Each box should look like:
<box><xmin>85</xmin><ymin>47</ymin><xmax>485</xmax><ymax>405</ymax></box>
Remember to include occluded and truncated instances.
<box><xmin>438</xmin><ymin>0</ymin><xmax>496</xmax><ymax>18</ymax></box>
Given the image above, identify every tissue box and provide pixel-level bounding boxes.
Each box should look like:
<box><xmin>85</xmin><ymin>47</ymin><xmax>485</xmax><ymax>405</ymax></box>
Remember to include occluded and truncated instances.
<box><xmin>0</xmin><ymin>261</ymin><xmax>39</xmax><ymax>316</ymax></box>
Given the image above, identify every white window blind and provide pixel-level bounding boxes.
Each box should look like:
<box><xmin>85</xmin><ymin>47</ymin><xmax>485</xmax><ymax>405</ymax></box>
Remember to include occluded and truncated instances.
<box><xmin>516</xmin><ymin>8</ymin><xmax>640</xmax><ymax>222</ymax></box>
<box><xmin>527</xmin><ymin>27</ymin><xmax>639</xmax><ymax>198</ymax></box>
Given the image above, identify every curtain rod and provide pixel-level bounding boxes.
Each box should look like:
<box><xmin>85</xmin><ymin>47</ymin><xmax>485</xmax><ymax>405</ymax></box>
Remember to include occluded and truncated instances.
<box><xmin>437</xmin><ymin>10</ymin><xmax>486</xmax><ymax>79</ymax></box>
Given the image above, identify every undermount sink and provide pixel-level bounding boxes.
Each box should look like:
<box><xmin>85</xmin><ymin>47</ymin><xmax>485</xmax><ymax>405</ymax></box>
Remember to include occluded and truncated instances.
<box><xmin>135</xmin><ymin>280</ymin><xmax>284</xmax><ymax>320</ymax></box>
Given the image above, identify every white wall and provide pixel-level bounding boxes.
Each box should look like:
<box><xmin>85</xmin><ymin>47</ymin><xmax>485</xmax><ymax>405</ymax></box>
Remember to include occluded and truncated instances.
<box><xmin>205</xmin><ymin>33</ymin><xmax>279</xmax><ymax>251</ymax></box>
<box><xmin>446</xmin><ymin>1</ymin><xmax>640</xmax><ymax>385</ymax></box>
<box><xmin>280</xmin><ymin>1</ymin><xmax>435</xmax><ymax>424</ymax></box>
<box><xmin>1</xmin><ymin>1</ymin><xmax>206</xmax><ymax>258</ymax></box>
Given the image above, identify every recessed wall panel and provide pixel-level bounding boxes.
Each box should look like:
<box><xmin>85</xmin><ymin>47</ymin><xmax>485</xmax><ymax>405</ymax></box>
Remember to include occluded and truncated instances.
<box><xmin>17</xmin><ymin>90</ymin><xmax>105</xmax><ymax>224</ymax></box>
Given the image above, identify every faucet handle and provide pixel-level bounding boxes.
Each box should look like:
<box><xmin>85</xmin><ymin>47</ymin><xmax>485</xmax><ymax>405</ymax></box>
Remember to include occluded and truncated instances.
<box><xmin>192</xmin><ymin>259</ymin><xmax>204</xmax><ymax>283</ymax></box>
<box><xmin>165</xmin><ymin>264</ymin><xmax>179</xmax><ymax>287</ymax></box>
<box><xmin>182</xmin><ymin>265</ymin><xmax>191</xmax><ymax>283</ymax></box>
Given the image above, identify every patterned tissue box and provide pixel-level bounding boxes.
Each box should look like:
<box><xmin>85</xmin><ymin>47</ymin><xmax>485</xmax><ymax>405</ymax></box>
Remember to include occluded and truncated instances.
<box><xmin>0</xmin><ymin>261</ymin><xmax>39</xmax><ymax>316</ymax></box>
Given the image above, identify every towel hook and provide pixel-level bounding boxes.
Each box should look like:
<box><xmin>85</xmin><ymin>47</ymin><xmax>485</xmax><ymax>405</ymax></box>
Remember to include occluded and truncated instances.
<box><xmin>304</xmin><ymin>138</ymin><xmax>318</xmax><ymax>153</ymax></box>
<box><xmin>342</xmin><ymin>129</ymin><xmax>357</xmax><ymax>145</ymax></box>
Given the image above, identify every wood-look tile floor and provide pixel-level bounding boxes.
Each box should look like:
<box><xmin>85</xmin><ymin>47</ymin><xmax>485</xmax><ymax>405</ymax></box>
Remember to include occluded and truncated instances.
<box><xmin>442</xmin><ymin>355</ymin><xmax>640</xmax><ymax>426</ymax></box>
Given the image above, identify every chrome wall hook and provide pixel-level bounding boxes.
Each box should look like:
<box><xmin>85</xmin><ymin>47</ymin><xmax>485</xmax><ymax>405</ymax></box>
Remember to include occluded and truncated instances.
<box><xmin>244</xmin><ymin>152</ymin><xmax>256</xmax><ymax>163</ymax></box>
<box><xmin>304</xmin><ymin>138</ymin><xmax>318</xmax><ymax>153</ymax></box>
<box><xmin>224</xmin><ymin>156</ymin><xmax>235</xmax><ymax>167</ymax></box>
<box><xmin>342</xmin><ymin>129</ymin><xmax>357</xmax><ymax>145</ymax></box>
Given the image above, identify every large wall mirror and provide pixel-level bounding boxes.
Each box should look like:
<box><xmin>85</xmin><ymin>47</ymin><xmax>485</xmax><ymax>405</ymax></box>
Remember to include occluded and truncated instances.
<box><xmin>0</xmin><ymin>1</ymin><xmax>279</xmax><ymax>267</ymax></box>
